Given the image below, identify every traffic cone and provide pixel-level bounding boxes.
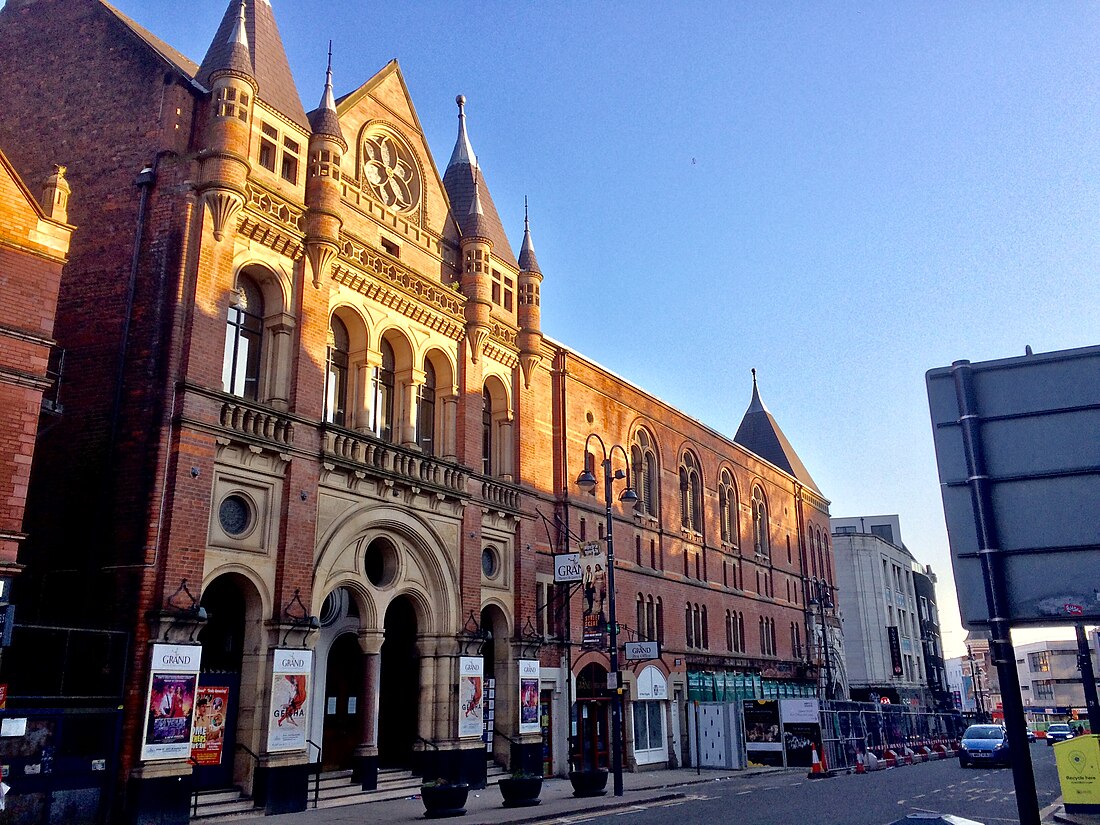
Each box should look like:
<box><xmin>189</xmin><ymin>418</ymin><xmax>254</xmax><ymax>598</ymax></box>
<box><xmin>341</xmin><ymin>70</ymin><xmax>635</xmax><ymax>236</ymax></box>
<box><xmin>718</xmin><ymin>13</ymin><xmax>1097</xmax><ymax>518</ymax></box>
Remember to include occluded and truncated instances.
<box><xmin>855</xmin><ymin>751</ymin><xmax>866</xmax><ymax>774</ymax></box>
<box><xmin>808</xmin><ymin>744</ymin><xmax>824</xmax><ymax>778</ymax></box>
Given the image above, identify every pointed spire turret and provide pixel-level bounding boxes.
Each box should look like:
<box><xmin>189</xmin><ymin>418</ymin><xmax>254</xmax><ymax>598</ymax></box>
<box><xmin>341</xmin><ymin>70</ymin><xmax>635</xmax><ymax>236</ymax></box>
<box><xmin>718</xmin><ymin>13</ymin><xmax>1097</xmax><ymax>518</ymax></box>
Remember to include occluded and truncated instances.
<box><xmin>196</xmin><ymin>0</ymin><xmax>258</xmax><ymax>242</ymax></box>
<box><xmin>464</xmin><ymin>166</ymin><xmax>493</xmax><ymax>241</ymax></box>
<box><xmin>441</xmin><ymin>95</ymin><xmax>518</xmax><ymax>267</ymax></box>
<box><xmin>734</xmin><ymin>370</ymin><xmax>819</xmax><ymax>492</ymax></box>
<box><xmin>308</xmin><ymin>42</ymin><xmax>345</xmax><ymax>145</ymax></box>
<box><xmin>518</xmin><ymin>198</ymin><xmax>541</xmax><ymax>274</ymax></box>
<box><xmin>305</xmin><ymin>42</ymin><xmax>346</xmax><ymax>288</ymax></box>
<box><xmin>517</xmin><ymin>197</ymin><xmax>544</xmax><ymax>388</ymax></box>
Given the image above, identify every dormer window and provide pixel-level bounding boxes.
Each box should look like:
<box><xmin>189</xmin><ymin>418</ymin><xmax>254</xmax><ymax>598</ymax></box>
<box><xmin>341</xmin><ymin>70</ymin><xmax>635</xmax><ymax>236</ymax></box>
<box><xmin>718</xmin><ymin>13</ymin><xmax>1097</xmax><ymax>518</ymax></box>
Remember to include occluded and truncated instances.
<box><xmin>281</xmin><ymin>137</ymin><xmax>299</xmax><ymax>184</ymax></box>
<box><xmin>215</xmin><ymin>86</ymin><xmax>249</xmax><ymax>121</ymax></box>
<box><xmin>257</xmin><ymin>122</ymin><xmax>301</xmax><ymax>185</ymax></box>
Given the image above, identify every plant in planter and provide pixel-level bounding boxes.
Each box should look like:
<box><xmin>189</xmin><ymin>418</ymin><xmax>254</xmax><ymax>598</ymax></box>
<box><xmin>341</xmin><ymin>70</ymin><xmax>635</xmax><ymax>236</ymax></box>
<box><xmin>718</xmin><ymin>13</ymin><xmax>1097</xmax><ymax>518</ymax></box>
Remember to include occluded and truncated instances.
<box><xmin>498</xmin><ymin>770</ymin><xmax>543</xmax><ymax>807</ymax></box>
<box><xmin>567</xmin><ymin>768</ymin><xmax>608</xmax><ymax>798</ymax></box>
<box><xmin>419</xmin><ymin>779</ymin><xmax>470</xmax><ymax>818</ymax></box>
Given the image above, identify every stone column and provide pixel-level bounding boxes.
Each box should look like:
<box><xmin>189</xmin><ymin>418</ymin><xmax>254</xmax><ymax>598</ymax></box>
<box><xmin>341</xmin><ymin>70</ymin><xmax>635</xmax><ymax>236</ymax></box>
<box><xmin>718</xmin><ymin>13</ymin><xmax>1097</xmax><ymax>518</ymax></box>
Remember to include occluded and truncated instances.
<box><xmin>397</xmin><ymin>367</ymin><xmax>425</xmax><ymax>448</ymax></box>
<box><xmin>356</xmin><ymin>349</ymin><xmax>381</xmax><ymax>435</ymax></box>
<box><xmin>354</xmin><ymin>630</ymin><xmax>383</xmax><ymax>789</ymax></box>
<box><xmin>266</xmin><ymin>312</ymin><xmax>296</xmax><ymax>410</ymax></box>
<box><xmin>496</xmin><ymin>413</ymin><xmax>514</xmax><ymax>481</ymax></box>
<box><xmin>441</xmin><ymin>393</ymin><xmax>458</xmax><ymax>462</ymax></box>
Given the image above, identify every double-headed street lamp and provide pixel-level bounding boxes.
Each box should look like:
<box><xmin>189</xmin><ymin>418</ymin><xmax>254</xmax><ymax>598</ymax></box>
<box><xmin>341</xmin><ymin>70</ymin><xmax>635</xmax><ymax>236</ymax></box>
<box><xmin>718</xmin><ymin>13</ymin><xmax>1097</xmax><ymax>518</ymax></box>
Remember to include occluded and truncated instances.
<box><xmin>576</xmin><ymin>433</ymin><xmax>637</xmax><ymax>798</ymax></box>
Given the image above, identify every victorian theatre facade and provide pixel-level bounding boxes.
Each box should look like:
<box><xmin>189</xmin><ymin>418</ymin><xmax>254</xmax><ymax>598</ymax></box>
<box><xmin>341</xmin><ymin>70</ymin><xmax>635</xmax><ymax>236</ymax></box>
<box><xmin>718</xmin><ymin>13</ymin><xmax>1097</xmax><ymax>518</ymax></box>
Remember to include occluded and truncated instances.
<box><xmin>0</xmin><ymin>1</ymin><xmax>833</xmax><ymax>822</ymax></box>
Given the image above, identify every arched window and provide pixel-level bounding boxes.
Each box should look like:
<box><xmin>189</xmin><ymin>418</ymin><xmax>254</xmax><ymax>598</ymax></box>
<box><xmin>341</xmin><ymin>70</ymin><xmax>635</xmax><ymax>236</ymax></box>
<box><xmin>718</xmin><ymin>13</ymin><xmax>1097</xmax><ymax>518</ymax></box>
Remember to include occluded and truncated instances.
<box><xmin>725</xmin><ymin>610</ymin><xmax>733</xmax><ymax>652</ymax></box>
<box><xmin>752</xmin><ymin>485</ymin><xmax>770</xmax><ymax>557</ymax></box>
<box><xmin>636</xmin><ymin>594</ymin><xmax>645</xmax><ymax>639</ymax></box>
<box><xmin>680</xmin><ymin>451</ymin><xmax>702</xmax><ymax>532</ymax></box>
<box><xmin>416</xmin><ymin>359</ymin><xmax>436</xmax><ymax>454</ymax></box>
<box><xmin>222</xmin><ymin>275</ymin><xmax>264</xmax><ymax>400</ymax></box>
<box><xmin>482</xmin><ymin>388</ymin><xmax>493</xmax><ymax>475</ymax></box>
<box><xmin>631</xmin><ymin>429</ymin><xmax>658</xmax><ymax>517</ymax></box>
<box><xmin>822</xmin><ymin>535</ymin><xmax>832</xmax><ymax>583</ymax></box>
<box><xmin>656</xmin><ymin>597</ymin><xmax>664</xmax><ymax>644</ymax></box>
<box><xmin>685</xmin><ymin>603</ymin><xmax>693</xmax><ymax>648</ymax></box>
<box><xmin>737</xmin><ymin>611</ymin><xmax>745</xmax><ymax>652</ymax></box>
<box><xmin>325</xmin><ymin>315</ymin><xmax>350</xmax><ymax>425</ymax></box>
<box><xmin>646</xmin><ymin>595</ymin><xmax>656</xmax><ymax>640</ymax></box>
<box><xmin>815</xmin><ymin>528</ymin><xmax>825</xmax><ymax>582</ymax></box>
<box><xmin>371</xmin><ymin>339</ymin><xmax>395</xmax><ymax>441</ymax></box>
<box><xmin>701</xmin><ymin>604</ymin><xmax>709</xmax><ymax>650</ymax></box>
<box><xmin>719</xmin><ymin>469</ymin><xmax>738</xmax><ymax>545</ymax></box>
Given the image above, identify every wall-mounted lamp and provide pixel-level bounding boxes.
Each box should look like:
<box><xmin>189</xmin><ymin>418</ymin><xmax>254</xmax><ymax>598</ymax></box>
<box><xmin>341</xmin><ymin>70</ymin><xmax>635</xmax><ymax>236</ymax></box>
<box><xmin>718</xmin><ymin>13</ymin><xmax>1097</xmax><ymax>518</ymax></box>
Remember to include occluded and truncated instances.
<box><xmin>281</xmin><ymin>588</ymin><xmax>320</xmax><ymax>646</ymax></box>
<box><xmin>190</xmin><ymin>466</ymin><xmax>200</xmax><ymax>478</ymax></box>
<box><xmin>164</xmin><ymin>579</ymin><xmax>207</xmax><ymax>640</ymax></box>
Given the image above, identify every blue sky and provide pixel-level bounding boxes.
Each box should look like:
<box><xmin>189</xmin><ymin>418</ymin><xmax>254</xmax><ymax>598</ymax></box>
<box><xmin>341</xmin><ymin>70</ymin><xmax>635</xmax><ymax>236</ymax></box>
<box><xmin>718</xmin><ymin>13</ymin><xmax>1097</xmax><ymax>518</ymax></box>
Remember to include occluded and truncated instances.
<box><xmin>97</xmin><ymin>0</ymin><xmax>1100</xmax><ymax>656</ymax></box>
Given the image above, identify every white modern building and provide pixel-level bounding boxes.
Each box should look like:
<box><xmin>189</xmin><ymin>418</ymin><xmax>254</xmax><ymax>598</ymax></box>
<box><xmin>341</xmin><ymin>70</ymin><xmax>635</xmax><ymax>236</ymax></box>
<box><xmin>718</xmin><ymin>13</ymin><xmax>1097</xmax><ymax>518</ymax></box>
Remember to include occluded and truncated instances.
<box><xmin>1015</xmin><ymin>638</ymin><xmax>1099</xmax><ymax>727</ymax></box>
<box><xmin>830</xmin><ymin>515</ymin><xmax>931</xmax><ymax>707</ymax></box>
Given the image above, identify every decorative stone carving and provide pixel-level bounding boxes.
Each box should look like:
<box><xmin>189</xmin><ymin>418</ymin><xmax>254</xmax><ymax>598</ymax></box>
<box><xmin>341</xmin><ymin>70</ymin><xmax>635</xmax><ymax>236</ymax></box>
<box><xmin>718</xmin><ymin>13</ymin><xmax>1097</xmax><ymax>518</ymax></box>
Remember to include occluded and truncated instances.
<box><xmin>361</xmin><ymin>127</ymin><xmax>421</xmax><ymax>213</ymax></box>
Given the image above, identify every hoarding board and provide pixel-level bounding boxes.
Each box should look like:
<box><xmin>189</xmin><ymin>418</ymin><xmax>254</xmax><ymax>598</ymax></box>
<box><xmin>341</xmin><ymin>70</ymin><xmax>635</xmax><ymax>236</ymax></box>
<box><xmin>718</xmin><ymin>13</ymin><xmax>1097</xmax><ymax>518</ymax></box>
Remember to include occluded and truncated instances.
<box><xmin>926</xmin><ymin>345</ymin><xmax>1100</xmax><ymax>626</ymax></box>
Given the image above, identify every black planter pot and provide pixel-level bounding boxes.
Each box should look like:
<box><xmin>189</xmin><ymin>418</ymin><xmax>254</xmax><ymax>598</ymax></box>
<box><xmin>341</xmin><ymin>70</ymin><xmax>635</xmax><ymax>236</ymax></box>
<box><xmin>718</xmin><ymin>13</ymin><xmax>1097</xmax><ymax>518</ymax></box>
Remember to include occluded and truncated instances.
<box><xmin>568</xmin><ymin>769</ymin><xmax>608</xmax><ymax>798</ymax></box>
<box><xmin>420</xmin><ymin>783</ymin><xmax>470</xmax><ymax>818</ymax></box>
<box><xmin>498</xmin><ymin>776</ymin><xmax>543</xmax><ymax>808</ymax></box>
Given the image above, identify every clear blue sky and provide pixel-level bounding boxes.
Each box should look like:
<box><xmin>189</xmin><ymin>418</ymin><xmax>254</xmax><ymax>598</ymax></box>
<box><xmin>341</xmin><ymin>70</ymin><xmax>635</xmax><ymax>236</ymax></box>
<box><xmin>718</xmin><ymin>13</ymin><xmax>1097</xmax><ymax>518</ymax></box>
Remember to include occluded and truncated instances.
<box><xmin>100</xmin><ymin>0</ymin><xmax>1100</xmax><ymax>657</ymax></box>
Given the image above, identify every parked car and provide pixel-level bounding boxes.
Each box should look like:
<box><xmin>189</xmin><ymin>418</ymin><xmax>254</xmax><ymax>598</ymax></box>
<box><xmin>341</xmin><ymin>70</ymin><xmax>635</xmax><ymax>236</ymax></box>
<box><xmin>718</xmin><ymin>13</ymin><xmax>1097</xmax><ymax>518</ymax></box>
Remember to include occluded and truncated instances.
<box><xmin>959</xmin><ymin>724</ymin><xmax>1011</xmax><ymax>767</ymax></box>
<box><xmin>1047</xmin><ymin>723</ymin><xmax>1075</xmax><ymax>746</ymax></box>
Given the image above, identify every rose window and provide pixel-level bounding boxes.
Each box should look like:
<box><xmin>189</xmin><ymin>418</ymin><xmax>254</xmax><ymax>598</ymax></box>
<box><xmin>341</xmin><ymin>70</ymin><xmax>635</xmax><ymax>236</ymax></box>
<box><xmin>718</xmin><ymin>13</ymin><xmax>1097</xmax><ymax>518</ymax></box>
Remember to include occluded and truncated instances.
<box><xmin>361</xmin><ymin>129</ymin><xmax>420</xmax><ymax>212</ymax></box>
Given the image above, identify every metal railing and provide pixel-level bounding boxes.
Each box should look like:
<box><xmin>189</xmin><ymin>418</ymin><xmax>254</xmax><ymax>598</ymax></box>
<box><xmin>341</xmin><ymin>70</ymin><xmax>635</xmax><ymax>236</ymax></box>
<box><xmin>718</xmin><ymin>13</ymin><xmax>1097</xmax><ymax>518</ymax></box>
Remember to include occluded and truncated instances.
<box><xmin>819</xmin><ymin>700</ymin><xmax>967</xmax><ymax>771</ymax></box>
<box><xmin>306</xmin><ymin>739</ymin><xmax>322</xmax><ymax>808</ymax></box>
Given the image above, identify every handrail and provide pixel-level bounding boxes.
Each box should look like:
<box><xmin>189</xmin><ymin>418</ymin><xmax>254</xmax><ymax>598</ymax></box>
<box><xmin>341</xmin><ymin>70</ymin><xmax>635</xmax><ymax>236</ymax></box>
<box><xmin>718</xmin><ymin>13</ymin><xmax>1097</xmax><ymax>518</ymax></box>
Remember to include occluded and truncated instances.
<box><xmin>306</xmin><ymin>739</ymin><xmax>322</xmax><ymax>808</ymax></box>
<box><xmin>189</xmin><ymin>756</ymin><xmax>201</xmax><ymax>818</ymax></box>
<box><xmin>235</xmin><ymin>742</ymin><xmax>261</xmax><ymax>764</ymax></box>
<box><xmin>493</xmin><ymin>729</ymin><xmax>522</xmax><ymax>747</ymax></box>
<box><xmin>415</xmin><ymin>735</ymin><xmax>439</xmax><ymax>751</ymax></box>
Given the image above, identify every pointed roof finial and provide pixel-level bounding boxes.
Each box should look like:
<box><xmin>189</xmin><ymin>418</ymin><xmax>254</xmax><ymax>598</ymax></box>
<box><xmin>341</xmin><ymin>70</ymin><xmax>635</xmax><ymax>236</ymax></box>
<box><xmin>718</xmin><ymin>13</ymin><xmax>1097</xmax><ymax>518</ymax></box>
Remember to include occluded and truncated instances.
<box><xmin>212</xmin><ymin>0</ymin><xmax>254</xmax><ymax>81</ymax></box>
<box><xmin>308</xmin><ymin>40</ymin><xmax>345</xmax><ymax>144</ymax></box>
<box><xmin>747</xmin><ymin>368</ymin><xmax>767</xmax><ymax>413</ymax></box>
<box><xmin>448</xmin><ymin>94</ymin><xmax>476</xmax><ymax>169</ymax></box>
<box><xmin>231</xmin><ymin>0</ymin><xmax>249</xmax><ymax>49</ymax></box>
<box><xmin>519</xmin><ymin>196</ymin><xmax>541</xmax><ymax>273</ymax></box>
<box><xmin>464</xmin><ymin>163</ymin><xmax>491</xmax><ymax>239</ymax></box>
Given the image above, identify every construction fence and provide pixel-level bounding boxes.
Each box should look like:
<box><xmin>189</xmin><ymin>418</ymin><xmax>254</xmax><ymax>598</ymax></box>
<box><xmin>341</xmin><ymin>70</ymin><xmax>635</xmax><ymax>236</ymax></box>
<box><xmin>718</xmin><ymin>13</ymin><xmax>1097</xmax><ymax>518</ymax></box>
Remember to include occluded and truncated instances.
<box><xmin>819</xmin><ymin>700</ymin><xmax>967</xmax><ymax>771</ymax></box>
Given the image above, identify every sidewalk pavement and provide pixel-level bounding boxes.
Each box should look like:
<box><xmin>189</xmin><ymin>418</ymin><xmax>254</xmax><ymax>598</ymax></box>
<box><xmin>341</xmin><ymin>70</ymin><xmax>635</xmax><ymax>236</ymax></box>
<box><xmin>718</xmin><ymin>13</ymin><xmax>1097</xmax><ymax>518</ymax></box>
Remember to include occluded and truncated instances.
<box><xmin>236</xmin><ymin>765</ymin><xmax>1076</xmax><ymax>825</ymax></box>
<box><xmin>255</xmin><ymin>766</ymin><xmax>784</xmax><ymax>825</ymax></box>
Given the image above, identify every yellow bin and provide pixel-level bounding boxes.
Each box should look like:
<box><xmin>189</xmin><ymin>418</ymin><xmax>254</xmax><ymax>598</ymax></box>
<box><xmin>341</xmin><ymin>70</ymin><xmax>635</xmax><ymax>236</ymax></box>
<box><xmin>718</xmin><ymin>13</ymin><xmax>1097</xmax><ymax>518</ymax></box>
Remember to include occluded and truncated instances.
<box><xmin>1055</xmin><ymin>734</ymin><xmax>1100</xmax><ymax>814</ymax></box>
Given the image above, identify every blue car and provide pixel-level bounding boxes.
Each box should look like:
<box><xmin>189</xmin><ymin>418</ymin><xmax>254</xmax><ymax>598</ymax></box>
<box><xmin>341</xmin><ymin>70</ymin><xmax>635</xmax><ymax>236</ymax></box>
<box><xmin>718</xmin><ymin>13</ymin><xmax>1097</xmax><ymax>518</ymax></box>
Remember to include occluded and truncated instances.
<box><xmin>959</xmin><ymin>724</ymin><xmax>1011</xmax><ymax>767</ymax></box>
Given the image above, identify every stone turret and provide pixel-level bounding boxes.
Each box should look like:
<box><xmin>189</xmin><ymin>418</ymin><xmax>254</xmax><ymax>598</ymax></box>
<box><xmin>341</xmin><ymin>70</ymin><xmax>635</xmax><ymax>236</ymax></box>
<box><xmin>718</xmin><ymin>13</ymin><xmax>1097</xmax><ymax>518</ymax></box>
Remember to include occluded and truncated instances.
<box><xmin>304</xmin><ymin>47</ymin><xmax>346</xmax><ymax>288</ymax></box>
<box><xmin>195</xmin><ymin>0</ymin><xmax>255</xmax><ymax>241</ymax></box>
<box><xmin>40</xmin><ymin>165</ymin><xmax>71</xmax><ymax>224</ymax></box>
<box><xmin>450</xmin><ymin>96</ymin><xmax>494</xmax><ymax>363</ymax></box>
<box><xmin>516</xmin><ymin>199</ymin><xmax>543</xmax><ymax>388</ymax></box>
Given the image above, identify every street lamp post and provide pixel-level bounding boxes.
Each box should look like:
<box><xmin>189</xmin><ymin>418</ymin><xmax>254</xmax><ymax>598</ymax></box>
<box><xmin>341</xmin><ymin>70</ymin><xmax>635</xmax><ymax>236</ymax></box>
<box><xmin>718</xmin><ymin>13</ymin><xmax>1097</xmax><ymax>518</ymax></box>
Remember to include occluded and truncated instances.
<box><xmin>575</xmin><ymin>433</ymin><xmax>637</xmax><ymax>798</ymax></box>
<box><xmin>967</xmin><ymin>644</ymin><xmax>987</xmax><ymax>722</ymax></box>
<box><xmin>810</xmin><ymin>579</ymin><xmax>834</xmax><ymax>700</ymax></box>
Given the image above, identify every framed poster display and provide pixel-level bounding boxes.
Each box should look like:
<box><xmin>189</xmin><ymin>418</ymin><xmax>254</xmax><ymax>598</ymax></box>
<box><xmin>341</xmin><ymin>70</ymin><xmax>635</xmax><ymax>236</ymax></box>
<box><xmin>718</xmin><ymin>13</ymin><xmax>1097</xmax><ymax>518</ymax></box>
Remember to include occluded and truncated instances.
<box><xmin>459</xmin><ymin>656</ymin><xmax>484</xmax><ymax>738</ymax></box>
<box><xmin>518</xmin><ymin>660</ymin><xmax>540</xmax><ymax>735</ymax></box>
<box><xmin>141</xmin><ymin>644</ymin><xmax>202</xmax><ymax>761</ymax></box>
<box><xmin>267</xmin><ymin>649</ymin><xmax>312</xmax><ymax>752</ymax></box>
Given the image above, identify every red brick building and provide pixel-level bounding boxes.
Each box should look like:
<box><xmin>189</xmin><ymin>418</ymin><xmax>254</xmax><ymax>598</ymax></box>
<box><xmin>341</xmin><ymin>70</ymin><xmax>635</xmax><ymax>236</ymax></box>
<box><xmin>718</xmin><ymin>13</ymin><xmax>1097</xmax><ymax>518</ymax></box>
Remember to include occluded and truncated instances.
<box><xmin>0</xmin><ymin>2</ymin><xmax>834</xmax><ymax>822</ymax></box>
<box><xmin>0</xmin><ymin>148</ymin><xmax>72</xmax><ymax>625</ymax></box>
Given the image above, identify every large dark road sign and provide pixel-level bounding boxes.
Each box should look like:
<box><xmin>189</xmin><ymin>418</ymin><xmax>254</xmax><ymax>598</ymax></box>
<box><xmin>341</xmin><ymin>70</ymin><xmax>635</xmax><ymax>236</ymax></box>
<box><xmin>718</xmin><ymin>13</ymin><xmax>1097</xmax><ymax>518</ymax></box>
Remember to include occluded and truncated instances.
<box><xmin>927</xmin><ymin>344</ymin><xmax>1100</xmax><ymax>627</ymax></box>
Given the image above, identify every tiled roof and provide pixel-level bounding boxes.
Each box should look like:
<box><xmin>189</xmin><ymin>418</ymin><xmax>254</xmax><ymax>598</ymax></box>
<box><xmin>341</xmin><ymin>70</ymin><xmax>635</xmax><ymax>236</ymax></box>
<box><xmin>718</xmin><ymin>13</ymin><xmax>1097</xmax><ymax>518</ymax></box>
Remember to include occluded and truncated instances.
<box><xmin>196</xmin><ymin>0</ymin><xmax>308</xmax><ymax>131</ymax></box>
<box><xmin>518</xmin><ymin>214</ymin><xmax>540</xmax><ymax>273</ymax></box>
<box><xmin>99</xmin><ymin>2</ymin><xmax>201</xmax><ymax>85</ymax></box>
<box><xmin>307</xmin><ymin>63</ymin><xmax>345</xmax><ymax>145</ymax></box>
<box><xmin>733</xmin><ymin>372</ymin><xmax>820</xmax><ymax>493</ymax></box>
<box><xmin>443</xmin><ymin>161</ymin><xmax>517</xmax><ymax>268</ymax></box>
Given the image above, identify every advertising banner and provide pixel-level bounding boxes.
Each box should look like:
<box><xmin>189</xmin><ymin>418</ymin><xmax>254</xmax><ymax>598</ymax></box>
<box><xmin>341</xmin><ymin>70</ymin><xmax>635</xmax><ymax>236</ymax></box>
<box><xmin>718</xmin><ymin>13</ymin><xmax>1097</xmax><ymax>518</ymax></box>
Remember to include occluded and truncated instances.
<box><xmin>581</xmin><ymin>541</ymin><xmax>607</xmax><ymax>647</ymax></box>
<box><xmin>887</xmin><ymin>626</ymin><xmax>903</xmax><ymax>676</ymax></box>
<box><xmin>780</xmin><ymin>698</ymin><xmax>822</xmax><ymax>768</ymax></box>
<box><xmin>743</xmin><ymin>699</ymin><xmax>782</xmax><ymax>767</ymax></box>
<box><xmin>459</xmin><ymin>656</ymin><xmax>484</xmax><ymax>738</ymax></box>
<box><xmin>191</xmin><ymin>685</ymin><xmax>229</xmax><ymax>766</ymax></box>
<box><xmin>141</xmin><ymin>643</ymin><xmax>202</xmax><ymax>761</ymax></box>
<box><xmin>267</xmin><ymin>649</ymin><xmax>312</xmax><ymax>752</ymax></box>
<box><xmin>519</xmin><ymin>660</ymin><xmax>540</xmax><ymax>735</ymax></box>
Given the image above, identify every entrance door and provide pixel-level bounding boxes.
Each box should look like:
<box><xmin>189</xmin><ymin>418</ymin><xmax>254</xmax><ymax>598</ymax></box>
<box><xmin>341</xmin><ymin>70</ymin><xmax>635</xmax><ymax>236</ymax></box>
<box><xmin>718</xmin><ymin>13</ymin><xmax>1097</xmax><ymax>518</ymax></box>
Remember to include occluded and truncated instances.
<box><xmin>195</xmin><ymin>576</ymin><xmax>246</xmax><ymax>791</ymax></box>
<box><xmin>322</xmin><ymin>634</ymin><xmax>364</xmax><ymax>770</ymax></box>
<box><xmin>574</xmin><ymin>700</ymin><xmax>610</xmax><ymax>770</ymax></box>
<box><xmin>378</xmin><ymin>596</ymin><xmax>419</xmax><ymax>768</ymax></box>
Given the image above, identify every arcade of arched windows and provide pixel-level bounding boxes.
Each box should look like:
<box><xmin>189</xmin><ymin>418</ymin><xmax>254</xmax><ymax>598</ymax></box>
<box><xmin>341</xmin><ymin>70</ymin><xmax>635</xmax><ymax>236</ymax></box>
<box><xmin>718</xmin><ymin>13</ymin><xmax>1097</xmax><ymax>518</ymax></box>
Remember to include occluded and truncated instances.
<box><xmin>685</xmin><ymin>602</ymin><xmax>708</xmax><ymax>650</ymax></box>
<box><xmin>222</xmin><ymin>275</ymin><xmax>521</xmax><ymax>479</ymax></box>
<box><xmin>634</xmin><ymin>593</ymin><xmax>664</xmax><ymax>644</ymax></box>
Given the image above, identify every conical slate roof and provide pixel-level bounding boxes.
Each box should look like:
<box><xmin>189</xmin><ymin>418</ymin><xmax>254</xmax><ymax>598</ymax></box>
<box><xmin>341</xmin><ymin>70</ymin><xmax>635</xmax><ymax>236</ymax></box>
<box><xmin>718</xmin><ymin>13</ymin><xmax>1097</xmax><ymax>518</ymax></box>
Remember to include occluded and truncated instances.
<box><xmin>518</xmin><ymin>201</ymin><xmax>540</xmax><ymax>273</ymax></box>
<box><xmin>733</xmin><ymin>370</ymin><xmax>820</xmax><ymax>493</ymax></box>
<box><xmin>441</xmin><ymin>96</ymin><xmax>518</xmax><ymax>268</ymax></box>
<box><xmin>307</xmin><ymin>50</ymin><xmax>345</xmax><ymax>145</ymax></box>
<box><xmin>197</xmin><ymin>0</ymin><xmax>309</xmax><ymax>130</ymax></box>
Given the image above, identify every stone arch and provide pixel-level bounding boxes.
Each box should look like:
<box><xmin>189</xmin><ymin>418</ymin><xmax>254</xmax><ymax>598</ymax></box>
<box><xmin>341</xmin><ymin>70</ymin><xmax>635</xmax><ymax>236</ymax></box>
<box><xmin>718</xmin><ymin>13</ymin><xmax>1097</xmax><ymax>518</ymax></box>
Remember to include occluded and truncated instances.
<box><xmin>314</xmin><ymin>502</ymin><xmax>460</xmax><ymax>636</ymax></box>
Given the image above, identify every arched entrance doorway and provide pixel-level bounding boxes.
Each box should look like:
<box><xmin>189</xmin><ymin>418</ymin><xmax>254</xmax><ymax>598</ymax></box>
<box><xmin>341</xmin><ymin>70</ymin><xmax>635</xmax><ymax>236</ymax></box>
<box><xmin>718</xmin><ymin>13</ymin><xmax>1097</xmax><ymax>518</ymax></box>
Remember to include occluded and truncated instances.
<box><xmin>479</xmin><ymin>605</ymin><xmax>509</xmax><ymax>761</ymax></box>
<box><xmin>378</xmin><ymin>596</ymin><xmax>419</xmax><ymax>768</ymax></box>
<box><xmin>573</xmin><ymin>663</ymin><xmax>613</xmax><ymax>771</ymax></box>
<box><xmin>194</xmin><ymin>576</ymin><xmax>247</xmax><ymax>790</ymax></box>
<box><xmin>322</xmin><ymin>633</ymin><xmax>364</xmax><ymax>770</ymax></box>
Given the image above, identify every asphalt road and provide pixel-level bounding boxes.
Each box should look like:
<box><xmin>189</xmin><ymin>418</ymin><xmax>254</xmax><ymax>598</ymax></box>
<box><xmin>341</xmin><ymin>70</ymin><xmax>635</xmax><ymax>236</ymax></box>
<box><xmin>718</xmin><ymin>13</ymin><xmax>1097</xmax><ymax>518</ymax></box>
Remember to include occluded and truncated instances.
<box><xmin>553</xmin><ymin>743</ymin><xmax>1062</xmax><ymax>825</ymax></box>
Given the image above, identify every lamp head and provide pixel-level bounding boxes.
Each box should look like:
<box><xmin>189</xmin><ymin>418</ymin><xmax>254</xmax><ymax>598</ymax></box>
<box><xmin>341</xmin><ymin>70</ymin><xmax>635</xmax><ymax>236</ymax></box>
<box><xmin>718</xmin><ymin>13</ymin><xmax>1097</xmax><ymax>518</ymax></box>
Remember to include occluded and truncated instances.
<box><xmin>619</xmin><ymin>486</ymin><xmax>639</xmax><ymax>504</ymax></box>
<box><xmin>575</xmin><ymin>469</ymin><xmax>597</xmax><ymax>492</ymax></box>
